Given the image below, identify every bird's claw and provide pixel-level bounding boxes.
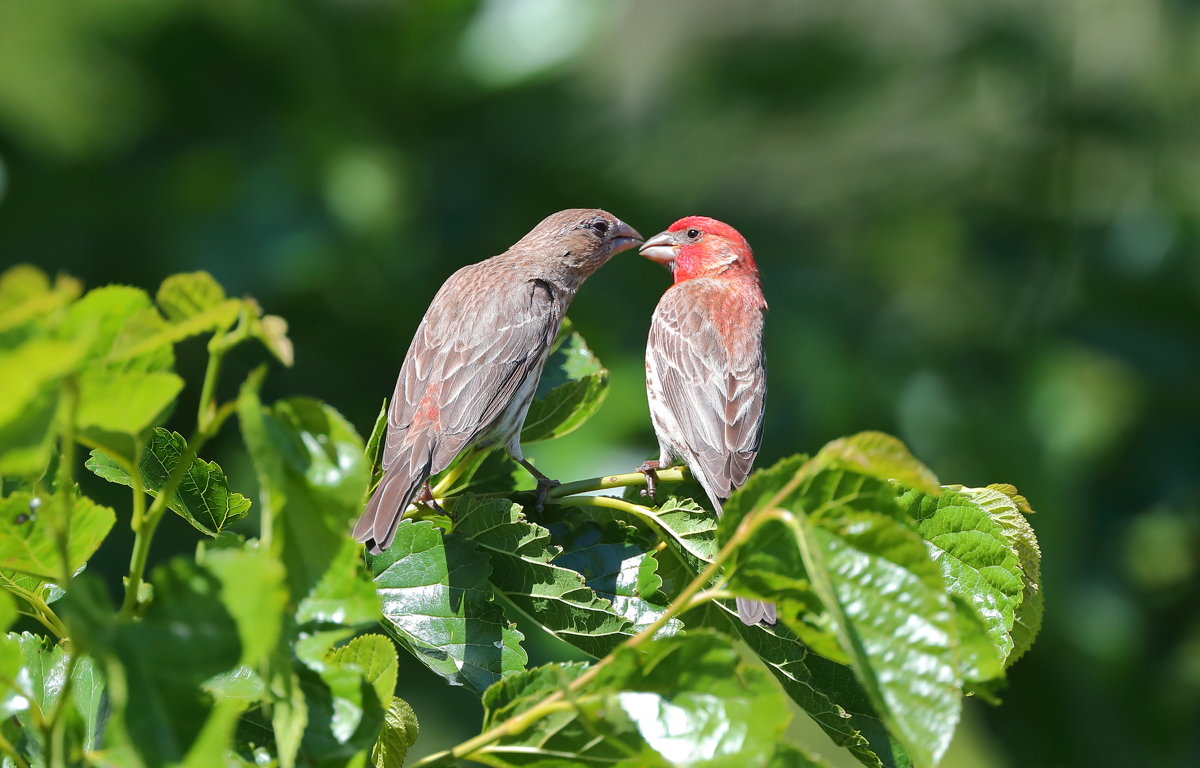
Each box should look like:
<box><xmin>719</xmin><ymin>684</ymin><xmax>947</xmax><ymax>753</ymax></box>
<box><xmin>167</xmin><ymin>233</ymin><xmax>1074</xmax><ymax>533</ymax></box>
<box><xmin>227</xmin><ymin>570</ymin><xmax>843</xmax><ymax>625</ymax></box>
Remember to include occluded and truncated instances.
<box><xmin>533</xmin><ymin>476</ymin><xmax>560</xmax><ymax>512</ymax></box>
<box><xmin>638</xmin><ymin>460</ymin><xmax>662</xmax><ymax>499</ymax></box>
<box><xmin>414</xmin><ymin>482</ymin><xmax>444</xmax><ymax>513</ymax></box>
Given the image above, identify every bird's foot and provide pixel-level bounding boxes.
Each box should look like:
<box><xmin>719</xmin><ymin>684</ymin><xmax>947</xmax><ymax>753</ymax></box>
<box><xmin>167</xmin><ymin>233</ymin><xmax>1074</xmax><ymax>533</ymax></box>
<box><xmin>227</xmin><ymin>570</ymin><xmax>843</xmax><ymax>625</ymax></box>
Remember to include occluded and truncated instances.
<box><xmin>637</xmin><ymin>460</ymin><xmax>662</xmax><ymax>498</ymax></box>
<box><xmin>414</xmin><ymin>482</ymin><xmax>444</xmax><ymax>513</ymax></box>
<box><xmin>517</xmin><ymin>458</ymin><xmax>559</xmax><ymax>512</ymax></box>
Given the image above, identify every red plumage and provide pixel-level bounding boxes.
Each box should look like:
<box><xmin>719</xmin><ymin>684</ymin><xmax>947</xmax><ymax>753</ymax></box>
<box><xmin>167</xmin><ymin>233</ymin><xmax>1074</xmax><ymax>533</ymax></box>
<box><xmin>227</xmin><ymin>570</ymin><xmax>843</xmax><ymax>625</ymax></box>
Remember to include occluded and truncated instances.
<box><xmin>640</xmin><ymin>216</ymin><xmax>774</xmax><ymax>625</ymax></box>
<box><xmin>354</xmin><ymin>209</ymin><xmax>642</xmax><ymax>553</ymax></box>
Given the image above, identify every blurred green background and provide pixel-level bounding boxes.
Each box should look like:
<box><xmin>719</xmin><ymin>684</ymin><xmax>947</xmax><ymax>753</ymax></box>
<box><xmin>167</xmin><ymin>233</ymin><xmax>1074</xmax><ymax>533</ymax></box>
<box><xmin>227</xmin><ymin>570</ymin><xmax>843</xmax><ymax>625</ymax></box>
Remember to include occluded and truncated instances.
<box><xmin>2</xmin><ymin>1</ymin><xmax>1198</xmax><ymax>765</ymax></box>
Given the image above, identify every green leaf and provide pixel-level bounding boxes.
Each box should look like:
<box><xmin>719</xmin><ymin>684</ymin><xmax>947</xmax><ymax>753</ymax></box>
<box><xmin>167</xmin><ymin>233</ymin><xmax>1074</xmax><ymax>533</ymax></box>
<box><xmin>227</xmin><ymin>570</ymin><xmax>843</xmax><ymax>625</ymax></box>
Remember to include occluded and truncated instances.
<box><xmin>372</xmin><ymin>520</ymin><xmax>527</xmax><ymax>693</ymax></box>
<box><xmin>720</xmin><ymin>455</ymin><xmax>963</xmax><ymax>768</ymax></box>
<box><xmin>86</xmin><ymin>428</ymin><xmax>251</xmax><ymax>537</ymax></box>
<box><xmin>899</xmin><ymin>486</ymin><xmax>1024</xmax><ymax>679</ymax></box>
<box><xmin>237</xmin><ymin>377</ymin><xmax>369</xmax><ymax>607</ymax></box>
<box><xmin>60</xmin><ymin>284</ymin><xmax>174</xmax><ymax>373</ymax></box>
<box><xmin>0</xmin><ymin>591</ymin><xmax>13</xmax><ymax>631</ymax></box>
<box><xmin>0</xmin><ymin>265</ymin><xmax>81</xmax><ymax>337</ymax></box>
<box><xmin>478</xmin><ymin>631</ymin><xmax>791</xmax><ymax>767</ymax></box>
<box><xmin>327</xmin><ymin>634</ymin><xmax>398</xmax><ymax>707</ymax></box>
<box><xmin>0</xmin><ymin>336</ymin><xmax>86</xmax><ymax>475</ymax></box>
<box><xmin>729</xmin><ymin>614</ymin><xmax>911</xmax><ymax>768</ymax></box>
<box><xmin>452</xmin><ymin>497</ymin><xmax>636</xmax><ymax>656</ymax></box>
<box><xmin>813</xmin><ymin>432</ymin><xmax>941</xmax><ymax>495</ymax></box>
<box><xmin>521</xmin><ymin>320</ymin><xmax>608</xmax><ymax>443</ymax></box>
<box><xmin>106</xmin><ymin>300</ymin><xmax>243</xmax><ymax>364</ymax></box>
<box><xmin>0</xmin><ymin>491</ymin><xmax>115</xmax><ymax>582</ymax></box>
<box><xmin>536</xmin><ymin>501</ymin><xmax>680</xmax><ymax>637</ymax></box>
<box><xmin>974</xmin><ymin>484</ymin><xmax>1044</xmax><ymax>666</ymax></box>
<box><xmin>5</xmin><ymin>632</ymin><xmax>106</xmax><ymax>762</ymax></box>
<box><xmin>156</xmin><ymin>271</ymin><xmax>227</xmax><ymax>322</ymax></box>
<box><xmin>363</xmin><ymin>398</ymin><xmax>388</xmax><ymax>497</ymax></box>
<box><xmin>204</xmin><ymin>547</ymin><xmax>289</xmax><ymax>666</ymax></box>
<box><xmin>372</xmin><ymin>697</ymin><xmax>419</xmax><ymax>768</ymax></box>
<box><xmin>76</xmin><ymin>368</ymin><xmax>184</xmax><ymax>460</ymax></box>
<box><xmin>100</xmin><ymin>558</ymin><xmax>246</xmax><ymax>767</ymax></box>
<box><xmin>295</xmin><ymin>537</ymin><xmax>381</xmax><ymax>628</ymax></box>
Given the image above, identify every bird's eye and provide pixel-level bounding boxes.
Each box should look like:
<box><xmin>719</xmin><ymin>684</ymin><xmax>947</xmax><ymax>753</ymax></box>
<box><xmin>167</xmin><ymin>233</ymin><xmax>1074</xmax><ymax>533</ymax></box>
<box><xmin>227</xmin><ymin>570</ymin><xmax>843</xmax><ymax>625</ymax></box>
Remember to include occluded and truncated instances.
<box><xmin>685</xmin><ymin>228</ymin><xmax>701</xmax><ymax>240</ymax></box>
<box><xmin>589</xmin><ymin>220</ymin><xmax>610</xmax><ymax>235</ymax></box>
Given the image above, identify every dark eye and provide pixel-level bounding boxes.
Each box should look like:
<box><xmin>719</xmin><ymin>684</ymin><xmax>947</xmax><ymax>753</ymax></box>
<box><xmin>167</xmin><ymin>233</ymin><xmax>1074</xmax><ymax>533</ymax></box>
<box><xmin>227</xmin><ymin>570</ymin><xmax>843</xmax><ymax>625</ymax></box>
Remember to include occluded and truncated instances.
<box><xmin>686</xmin><ymin>228</ymin><xmax>701</xmax><ymax>240</ymax></box>
<box><xmin>589</xmin><ymin>220</ymin><xmax>610</xmax><ymax>235</ymax></box>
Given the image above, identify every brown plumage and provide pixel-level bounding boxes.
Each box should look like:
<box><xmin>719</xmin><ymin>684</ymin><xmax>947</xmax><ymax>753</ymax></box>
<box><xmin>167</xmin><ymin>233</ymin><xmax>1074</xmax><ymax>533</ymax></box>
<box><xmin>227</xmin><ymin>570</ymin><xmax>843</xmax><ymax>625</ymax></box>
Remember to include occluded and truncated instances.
<box><xmin>354</xmin><ymin>209</ymin><xmax>642</xmax><ymax>553</ymax></box>
<box><xmin>640</xmin><ymin>216</ymin><xmax>774</xmax><ymax>625</ymax></box>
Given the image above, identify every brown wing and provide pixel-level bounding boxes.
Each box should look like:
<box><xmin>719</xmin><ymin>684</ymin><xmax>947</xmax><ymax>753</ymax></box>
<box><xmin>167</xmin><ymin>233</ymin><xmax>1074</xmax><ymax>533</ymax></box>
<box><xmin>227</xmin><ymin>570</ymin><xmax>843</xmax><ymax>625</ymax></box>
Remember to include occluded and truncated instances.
<box><xmin>646</xmin><ymin>279</ymin><xmax>766</xmax><ymax>506</ymax></box>
<box><xmin>355</xmin><ymin>264</ymin><xmax>561</xmax><ymax>551</ymax></box>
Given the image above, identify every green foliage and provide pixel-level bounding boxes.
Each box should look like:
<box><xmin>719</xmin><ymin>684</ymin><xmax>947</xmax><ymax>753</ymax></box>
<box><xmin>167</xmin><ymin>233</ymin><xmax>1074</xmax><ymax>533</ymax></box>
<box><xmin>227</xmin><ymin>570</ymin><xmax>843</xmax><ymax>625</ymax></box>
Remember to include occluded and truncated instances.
<box><xmin>0</xmin><ymin>266</ymin><xmax>1044</xmax><ymax>768</ymax></box>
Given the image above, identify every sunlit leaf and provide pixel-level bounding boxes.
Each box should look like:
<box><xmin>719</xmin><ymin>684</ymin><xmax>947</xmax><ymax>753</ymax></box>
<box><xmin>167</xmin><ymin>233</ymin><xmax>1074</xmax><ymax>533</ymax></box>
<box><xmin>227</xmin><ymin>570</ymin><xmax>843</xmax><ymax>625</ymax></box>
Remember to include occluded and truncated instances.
<box><xmin>974</xmin><ymin>484</ymin><xmax>1043</xmax><ymax>666</ymax></box>
<box><xmin>0</xmin><ymin>491</ymin><xmax>115</xmax><ymax>582</ymax></box>
<box><xmin>477</xmin><ymin>631</ymin><xmax>791</xmax><ymax>767</ymax></box>
<box><xmin>899</xmin><ymin>486</ymin><xmax>1024</xmax><ymax>679</ymax></box>
<box><xmin>156</xmin><ymin>271</ymin><xmax>227</xmax><ymax>322</ymax></box>
<box><xmin>76</xmin><ymin>369</ymin><xmax>183</xmax><ymax>460</ymax></box>
<box><xmin>372</xmin><ymin>697</ymin><xmax>419</xmax><ymax>768</ymax></box>
<box><xmin>0</xmin><ymin>265</ymin><xmax>81</xmax><ymax>337</ymax></box>
<box><xmin>720</xmin><ymin>454</ymin><xmax>962</xmax><ymax>768</ymax></box>
<box><xmin>86</xmin><ymin>428</ymin><xmax>251</xmax><ymax>537</ymax></box>
<box><xmin>813</xmin><ymin>432</ymin><xmax>941</xmax><ymax>495</ymax></box>
<box><xmin>59</xmin><ymin>285</ymin><xmax>174</xmax><ymax>373</ymax></box>
<box><xmin>372</xmin><ymin>519</ymin><xmax>527</xmax><ymax>693</ymax></box>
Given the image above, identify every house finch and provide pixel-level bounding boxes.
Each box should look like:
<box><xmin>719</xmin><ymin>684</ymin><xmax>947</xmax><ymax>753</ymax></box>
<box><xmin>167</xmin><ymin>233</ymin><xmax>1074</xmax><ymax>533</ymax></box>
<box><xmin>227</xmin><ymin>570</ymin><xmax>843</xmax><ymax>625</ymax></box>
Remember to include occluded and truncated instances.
<box><xmin>639</xmin><ymin>216</ymin><xmax>774</xmax><ymax>625</ymax></box>
<box><xmin>354</xmin><ymin>209</ymin><xmax>643</xmax><ymax>554</ymax></box>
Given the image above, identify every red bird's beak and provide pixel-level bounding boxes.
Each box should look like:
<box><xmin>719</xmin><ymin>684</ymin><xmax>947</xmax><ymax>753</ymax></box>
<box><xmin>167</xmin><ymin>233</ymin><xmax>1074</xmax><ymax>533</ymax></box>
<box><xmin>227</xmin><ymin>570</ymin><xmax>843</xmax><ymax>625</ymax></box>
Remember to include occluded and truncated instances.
<box><xmin>639</xmin><ymin>231</ymin><xmax>677</xmax><ymax>265</ymax></box>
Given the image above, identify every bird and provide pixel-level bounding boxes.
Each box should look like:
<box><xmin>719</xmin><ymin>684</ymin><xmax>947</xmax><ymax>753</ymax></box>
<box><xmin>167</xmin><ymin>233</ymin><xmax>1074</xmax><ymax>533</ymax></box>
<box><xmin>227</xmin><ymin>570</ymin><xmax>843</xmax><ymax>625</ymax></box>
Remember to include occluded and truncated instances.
<box><xmin>353</xmin><ymin>208</ymin><xmax>643</xmax><ymax>554</ymax></box>
<box><xmin>638</xmin><ymin>215</ymin><xmax>774</xmax><ymax>625</ymax></box>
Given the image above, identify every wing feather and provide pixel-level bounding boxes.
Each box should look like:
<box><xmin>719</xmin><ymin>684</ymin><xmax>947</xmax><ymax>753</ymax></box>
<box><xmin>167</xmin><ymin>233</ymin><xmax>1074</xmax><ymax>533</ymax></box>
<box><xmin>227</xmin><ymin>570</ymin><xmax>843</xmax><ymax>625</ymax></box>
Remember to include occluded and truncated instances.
<box><xmin>646</xmin><ymin>279</ymin><xmax>766</xmax><ymax>505</ymax></box>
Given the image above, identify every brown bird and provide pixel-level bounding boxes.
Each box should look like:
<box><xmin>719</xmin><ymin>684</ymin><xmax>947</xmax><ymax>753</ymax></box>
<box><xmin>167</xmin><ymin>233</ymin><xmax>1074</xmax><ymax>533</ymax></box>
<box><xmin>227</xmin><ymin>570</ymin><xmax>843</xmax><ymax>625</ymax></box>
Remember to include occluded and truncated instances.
<box><xmin>354</xmin><ymin>209</ymin><xmax>643</xmax><ymax>554</ymax></box>
<box><xmin>639</xmin><ymin>216</ymin><xmax>774</xmax><ymax>625</ymax></box>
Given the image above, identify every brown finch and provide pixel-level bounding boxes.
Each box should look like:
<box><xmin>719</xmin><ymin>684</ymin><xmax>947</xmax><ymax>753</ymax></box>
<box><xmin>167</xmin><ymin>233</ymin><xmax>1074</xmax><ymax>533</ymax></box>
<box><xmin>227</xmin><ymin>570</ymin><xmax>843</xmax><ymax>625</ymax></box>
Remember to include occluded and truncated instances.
<box><xmin>354</xmin><ymin>209</ymin><xmax>643</xmax><ymax>554</ymax></box>
<box><xmin>639</xmin><ymin>216</ymin><xmax>774</xmax><ymax>625</ymax></box>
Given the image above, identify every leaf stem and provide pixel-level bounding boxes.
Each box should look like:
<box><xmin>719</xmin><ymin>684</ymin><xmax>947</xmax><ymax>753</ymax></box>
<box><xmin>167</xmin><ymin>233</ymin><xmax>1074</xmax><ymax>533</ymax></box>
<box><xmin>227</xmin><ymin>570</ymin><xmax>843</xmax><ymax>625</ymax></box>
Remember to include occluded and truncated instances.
<box><xmin>0</xmin><ymin>730</ymin><xmax>31</xmax><ymax>768</ymax></box>
<box><xmin>119</xmin><ymin>329</ymin><xmax>238</xmax><ymax>617</ymax></box>
<box><xmin>548</xmin><ymin>467</ymin><xmax>688</xmax><ymax>498</ymax></box>
<box><xmin>52</xmin><ymin>377</ymin><xmax>79</xmax><ymax>586</ymax></box>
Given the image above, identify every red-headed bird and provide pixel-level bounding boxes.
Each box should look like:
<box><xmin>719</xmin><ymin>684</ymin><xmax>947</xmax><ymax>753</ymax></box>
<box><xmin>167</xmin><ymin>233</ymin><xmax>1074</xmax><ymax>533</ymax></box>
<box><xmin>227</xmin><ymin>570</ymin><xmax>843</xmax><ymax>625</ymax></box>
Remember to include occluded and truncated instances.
<box><xmin>639</xmin><ymin>216</ymin><xmax>774</xmax><ymax>625</ymax></box>
<box><xmin>354</xmin><ymin>209</ymin><xmax>643</xmax><ymax>554</ymax></box>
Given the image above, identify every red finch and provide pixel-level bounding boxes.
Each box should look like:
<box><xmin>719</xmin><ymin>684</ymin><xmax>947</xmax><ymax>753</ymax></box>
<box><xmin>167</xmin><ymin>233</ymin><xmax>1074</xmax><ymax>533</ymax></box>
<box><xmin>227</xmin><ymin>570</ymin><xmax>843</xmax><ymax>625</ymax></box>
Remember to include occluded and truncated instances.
<box><xmin>354</xmin><ymin>209</ymin><xmax>643</xmax><ymax>553</ymax></box>
<box><xmin>639</xmin><ymin>216</ymin><xmax>774</xmax><ymax>625</ymax></box>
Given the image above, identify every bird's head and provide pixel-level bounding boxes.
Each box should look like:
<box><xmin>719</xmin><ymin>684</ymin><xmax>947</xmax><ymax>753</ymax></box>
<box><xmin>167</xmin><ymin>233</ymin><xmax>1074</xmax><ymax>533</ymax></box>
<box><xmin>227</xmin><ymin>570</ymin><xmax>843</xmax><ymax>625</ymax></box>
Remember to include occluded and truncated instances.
<box><xmin>515</xmin><ymin>208</ymin><xmax>644</xmax><ymax>279</ymax></box>
<box><xmin>639</xmin><ymin>216</ymin><xmax>758</xmax><ymax>283</ymax></box>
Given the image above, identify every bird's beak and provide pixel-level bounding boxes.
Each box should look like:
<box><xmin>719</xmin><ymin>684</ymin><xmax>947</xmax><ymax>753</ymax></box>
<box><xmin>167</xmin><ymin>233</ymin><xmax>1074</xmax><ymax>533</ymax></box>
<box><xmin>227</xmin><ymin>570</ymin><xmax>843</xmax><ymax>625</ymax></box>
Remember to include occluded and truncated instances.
<box><xmin>611</xmin><ymin>220</ymin><xmax>644</xmax><ymax>253</ymax></box>
<box><xmin>639</xmin><ymin>231</ymin><xmax>676</xmax><ymax>265</ymax></box>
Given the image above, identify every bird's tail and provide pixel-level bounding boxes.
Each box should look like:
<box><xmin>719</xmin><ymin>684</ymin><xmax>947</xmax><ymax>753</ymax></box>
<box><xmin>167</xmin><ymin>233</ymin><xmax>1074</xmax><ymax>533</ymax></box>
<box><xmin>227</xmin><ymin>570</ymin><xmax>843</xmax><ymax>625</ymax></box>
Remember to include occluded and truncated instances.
<box><xmin>353</xmin><ymin>447</ymin><xmax>432</xmax><ymax>554</ymax></box>
<box><xmin>736</xmin><ymin>597</ymin><xmax>777</xmax><ymax>626</ymax></box>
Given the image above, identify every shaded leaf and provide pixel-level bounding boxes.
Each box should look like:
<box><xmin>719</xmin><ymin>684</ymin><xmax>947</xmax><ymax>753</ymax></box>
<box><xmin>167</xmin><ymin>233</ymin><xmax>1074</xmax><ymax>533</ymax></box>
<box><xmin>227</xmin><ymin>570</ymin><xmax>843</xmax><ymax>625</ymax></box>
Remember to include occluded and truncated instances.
<box><xmin>453</xmin><ymin>497</ymin><xmax>636</xmax><ymax>657</ymax></box>
<box><xmin>237</xmin><ymin>376</ymin><xmax>368</xmax><ymax>607</ymax></box>
<box><xmin>521</xmin><ymin>320</ymin><xmax>608</xmax><ymax>443</ymax></box>
<box><xmin>372</xmin><ymin>520</ymin><xmax>527</xmax><ymax>693</ymax></box>
<box><xmin>296</xmin><ymin>537</ymin><xmax>381</xmax><ymax>628</ymax></box>
<box><xmin>86</xmin><ymin>428</ymin><xmax>251</xmax><ymax>537</ymax></box>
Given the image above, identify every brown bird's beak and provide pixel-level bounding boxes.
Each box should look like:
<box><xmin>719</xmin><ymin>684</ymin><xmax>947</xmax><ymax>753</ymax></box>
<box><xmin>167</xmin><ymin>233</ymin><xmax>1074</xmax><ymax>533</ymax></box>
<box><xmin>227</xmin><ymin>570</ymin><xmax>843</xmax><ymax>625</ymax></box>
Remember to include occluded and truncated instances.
<box><xmin>639</xmin><ymin>230</ymin><xmax>677</xmax><ymax>265</ymax></box>
<box><xmin>611</xmin><ymin>220</ymin><xmax>644</xmax><ymax>253</ymax></box>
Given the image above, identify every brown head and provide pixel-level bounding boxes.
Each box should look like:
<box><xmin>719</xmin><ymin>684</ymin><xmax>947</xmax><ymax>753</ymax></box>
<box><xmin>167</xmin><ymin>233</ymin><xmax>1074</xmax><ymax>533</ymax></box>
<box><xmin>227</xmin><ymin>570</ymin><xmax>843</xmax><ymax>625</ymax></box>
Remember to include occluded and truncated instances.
<box><xmin>508</xmin><ymin>208</ymin><xmax>643</xmax><ymax>285</ymax></box>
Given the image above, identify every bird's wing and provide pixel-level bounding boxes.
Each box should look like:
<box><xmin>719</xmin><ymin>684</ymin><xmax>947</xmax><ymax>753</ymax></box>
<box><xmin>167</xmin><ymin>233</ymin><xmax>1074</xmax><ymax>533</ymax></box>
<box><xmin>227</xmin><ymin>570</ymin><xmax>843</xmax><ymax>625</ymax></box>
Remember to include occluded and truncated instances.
<box><xmin>384</xmin><ymin>265</ymin><xmax>561</xmax><ymax>475</ymax></box>
<box><xmin>646</xmin><ymin>279</ymin><xmax>766</xmax><ymax>503</ymax></box>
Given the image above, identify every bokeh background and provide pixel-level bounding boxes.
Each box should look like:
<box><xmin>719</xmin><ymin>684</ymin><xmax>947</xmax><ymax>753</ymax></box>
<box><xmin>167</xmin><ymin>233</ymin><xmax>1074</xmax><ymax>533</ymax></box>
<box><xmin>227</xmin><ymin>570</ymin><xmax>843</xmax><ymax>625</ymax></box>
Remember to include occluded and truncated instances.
<box><xmin>2</xmin><ymin>1</ymin><xmax>1199</xmax><ymax>766</ymax></box>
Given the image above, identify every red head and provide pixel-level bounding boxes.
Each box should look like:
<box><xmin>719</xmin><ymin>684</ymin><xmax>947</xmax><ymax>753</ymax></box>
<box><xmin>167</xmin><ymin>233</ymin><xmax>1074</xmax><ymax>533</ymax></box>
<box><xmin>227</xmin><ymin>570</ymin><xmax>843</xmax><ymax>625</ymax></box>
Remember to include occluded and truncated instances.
<box><xmin>639</xmin><ymin>216</ymin><xmax>760</xmax><ymax>284</ymax></box>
